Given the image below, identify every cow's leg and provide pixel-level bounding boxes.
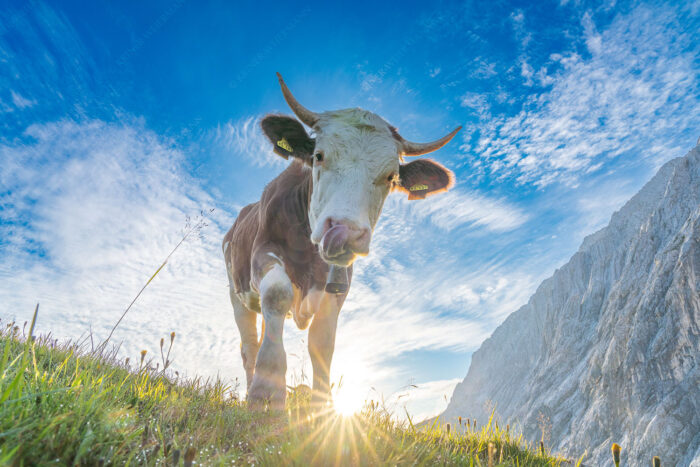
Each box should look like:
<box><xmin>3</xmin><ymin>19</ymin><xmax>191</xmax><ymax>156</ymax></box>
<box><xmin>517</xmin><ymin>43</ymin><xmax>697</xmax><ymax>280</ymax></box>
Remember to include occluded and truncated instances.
<box><xmin>229</xmin><ymin>291</ymin><xmax>259</xmax><ymax>392</ymax></box>
<box><xmin>248</xmin><ymin>263</ymin><xmax>292</xmax><ymax>409</ymax></box>
<box><xmin>308</xmin><ymin>293</ymin><xmax>344</xmax><ymax>407</ymax></box>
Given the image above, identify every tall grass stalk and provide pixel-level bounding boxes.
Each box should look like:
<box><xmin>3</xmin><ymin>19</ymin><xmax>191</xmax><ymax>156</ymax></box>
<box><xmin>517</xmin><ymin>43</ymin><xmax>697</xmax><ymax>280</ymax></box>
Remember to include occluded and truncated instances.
<box><xmin>96</xmin><ymin>210</ymin><xmax>213</xmax><ymax>353</ymax></box>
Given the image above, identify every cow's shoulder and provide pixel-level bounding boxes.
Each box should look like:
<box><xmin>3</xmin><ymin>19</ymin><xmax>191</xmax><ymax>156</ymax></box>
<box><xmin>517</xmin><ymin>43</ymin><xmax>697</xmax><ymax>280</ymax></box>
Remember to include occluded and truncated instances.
<box><xmin>254</xmin><ymin>162</ymin><xmax>311</xmax><ymax>241</ymax></box>
<box><xmin>229</xmin><ymin>201</ymin><xmax>261</xmax><ymax>247</ymax></box>
<box><xmin>224</xmin><ymin>202</ymin><xmax>257</xmax><ymax>246</ymax></box>
<box><xmin>259</xmin><ymin>161</ymin><xmax>310</xmax><ymax>214</ymax></box>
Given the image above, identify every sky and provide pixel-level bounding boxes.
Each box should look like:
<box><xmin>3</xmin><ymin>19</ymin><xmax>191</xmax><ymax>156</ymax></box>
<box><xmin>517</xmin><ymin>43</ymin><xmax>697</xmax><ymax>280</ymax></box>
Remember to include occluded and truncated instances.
<box><xmin>1</xmin><ymin>0</ymin><xmax>698</xmax><ymax>420</ymax></box>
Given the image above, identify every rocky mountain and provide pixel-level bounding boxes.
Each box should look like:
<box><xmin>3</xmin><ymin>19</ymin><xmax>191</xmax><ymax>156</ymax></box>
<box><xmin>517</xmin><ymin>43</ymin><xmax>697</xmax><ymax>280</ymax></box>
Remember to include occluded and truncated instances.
<box><xmin>442</xmin><ymin>144</ymin><xmax>700</xmax><ymax>466</ymax></box>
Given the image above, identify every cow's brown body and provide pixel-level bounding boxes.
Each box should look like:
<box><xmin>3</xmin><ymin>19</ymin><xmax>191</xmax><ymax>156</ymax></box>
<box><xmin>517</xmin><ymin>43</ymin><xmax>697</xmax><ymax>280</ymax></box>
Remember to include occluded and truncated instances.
<box><xmin>223</xmin><ymin>161</ymin><xmax>351</xmax><ymax>320</ymax></box>
<box><xmin>225</xmin><ymin>161</ymin><xmax>327</xmax><ymax>298</ymax></box>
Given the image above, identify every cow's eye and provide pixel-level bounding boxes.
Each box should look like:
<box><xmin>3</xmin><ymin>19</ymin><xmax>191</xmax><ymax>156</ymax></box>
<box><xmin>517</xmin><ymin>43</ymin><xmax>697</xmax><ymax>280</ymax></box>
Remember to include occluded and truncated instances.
<box><xmin>314</xmin><ymin>152</ymin><xmax>324</xmax><ymax>163</ymax></box>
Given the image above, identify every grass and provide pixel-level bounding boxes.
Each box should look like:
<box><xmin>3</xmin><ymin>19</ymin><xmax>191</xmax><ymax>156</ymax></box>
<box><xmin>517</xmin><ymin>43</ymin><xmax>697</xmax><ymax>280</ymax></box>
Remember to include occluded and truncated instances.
<box><xmin>0</xmin><ymin>314</ymin><xmax>573</xmax><ymax>466</ymax></box>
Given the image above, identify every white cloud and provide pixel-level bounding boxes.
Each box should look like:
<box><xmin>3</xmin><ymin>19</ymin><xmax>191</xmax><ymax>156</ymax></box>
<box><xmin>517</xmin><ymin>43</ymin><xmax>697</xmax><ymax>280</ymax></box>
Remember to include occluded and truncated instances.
<box><xmin>510</xmin><ymin>9</ymin><xmax>532</xmax><ymax>49</ymax></box>
<box><xmin>582</xmin><ymin>12</ymin><xmax>602</xmax><ymax>55</ymax></box>
<box><xmin>386</xmin><ymin>378</ymin><xmax>462</xmax><ymax>422</ymax></box>
<box><xmin>511</xmin><ymin>10</ymin><xmax>525</xmax><ymax>24</ymax></box>
<box><xmin>460</xmin><ymin>92</ymin><xmax>490</xmax><ymax>116</ymax></box>
<box><xmin>0</xmin><ymin>119</ymin><xmax>241</xmax><ymax>383</ymax></box>
<box><xmin>472</xmin><ymin>58</ymin><xmax>499</xmax><ymax>80</ymax></box>
<box><xmin>212</xmin><ymin>116</ymin><xmax>285</xmax><ymax>169</ymax></box>
<box><xmin>430</xmin><ymin>270</ymin><xmax>539</xmax><ymax>323</ymax></box>
<box><xmin>575</xmin><ymin>182</ymin><xmax>637</xmax><ymax>231</ymax></box>
<box><xmin>360</xmin><ymin>72</ymin><xmax>382</xmax><ymax>92</ymax></box>
<box><xmin>464</xmin><ymin>5</ymin><xmax>700</xmax><ymax>187</ymax></box>
<box><xmin>520</xmin><ymin>60</ymin><xmax>535</xmax><ymax>86</ymax></box>
<box><xmin>10</xmin><ymin>90</ymin><xmax>36</xmax><ymax>109</ymax></box>
<box><xmin>397</xmin><ymin>189</ymin><xmax>529</xmax><ymax>232</ymax></box>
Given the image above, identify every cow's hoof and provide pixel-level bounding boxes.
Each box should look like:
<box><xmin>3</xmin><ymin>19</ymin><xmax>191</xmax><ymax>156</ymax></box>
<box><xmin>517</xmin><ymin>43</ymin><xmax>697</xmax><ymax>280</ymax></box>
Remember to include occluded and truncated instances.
<box><xmin>248</xmin><ymin>377</ymin><xmax>286</xmax><ymax>410</ymax></box>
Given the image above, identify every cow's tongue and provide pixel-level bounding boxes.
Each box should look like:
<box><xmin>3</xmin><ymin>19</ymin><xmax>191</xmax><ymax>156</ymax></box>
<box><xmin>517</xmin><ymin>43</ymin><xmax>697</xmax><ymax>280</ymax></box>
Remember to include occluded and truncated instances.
<box><xmin>321</xmin><ymin>224</ymin><xmax>349</xmax><ymax>257</ymax></box>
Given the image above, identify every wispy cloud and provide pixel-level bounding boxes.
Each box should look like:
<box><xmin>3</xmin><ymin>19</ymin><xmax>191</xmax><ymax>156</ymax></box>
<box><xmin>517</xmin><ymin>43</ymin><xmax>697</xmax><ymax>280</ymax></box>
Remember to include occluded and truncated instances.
<box><xmin>387</xmin><ymin>378</ymin><xmax>462</xmax><ymax>422</ymax></box>
<box><xmin>9</xmin><ymin>90</ymin><xmax>36</xmax><ymax>110</ymax></box>
<box><xmin>0</xmin><ymin>119</ymin><xmax>240</xmax><ymax>382</ymax></box>
<box><xmin>462</xmin><ymin>5</ymin><xmax>700</xmax><ymax>187</ymax></box>
<box><xmin>211</xmin><ymin>116</ymin><xmax>285</xmax><ymax>169</ymax></box>
<box><xmin>390</xmin><ymin>189</ymin><xmax>529</xmax><ymax>233</ymax></box>
<box><xmin>574</xmin><ymin>177</ymin><xmax>639</xmax><ymax>232</ymax></box>
<box><xmin>460</xmin><ymin>92</ymin><xmax>491</xmax><ymax>117</ymax></box>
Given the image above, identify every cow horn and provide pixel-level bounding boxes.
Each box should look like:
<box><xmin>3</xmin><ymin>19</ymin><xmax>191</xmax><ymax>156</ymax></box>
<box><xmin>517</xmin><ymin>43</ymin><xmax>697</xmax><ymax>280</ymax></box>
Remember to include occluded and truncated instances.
<box><xmin>276</xmin><ymin>72</ymin><xmax>320</xmax><ymax>127</ymax></box>
<box><xmin>396</xmin><ymin>126</ymin><xmax>462</xmax><ymax>156</ymax></box>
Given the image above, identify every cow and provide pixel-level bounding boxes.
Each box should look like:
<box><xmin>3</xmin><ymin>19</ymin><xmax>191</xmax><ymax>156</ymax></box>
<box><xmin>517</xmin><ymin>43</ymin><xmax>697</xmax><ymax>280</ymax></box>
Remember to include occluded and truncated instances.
<box><xmin>223</xmin><ymin>73</ymin><xmax>460</xmax><ymax>409</ymax></box>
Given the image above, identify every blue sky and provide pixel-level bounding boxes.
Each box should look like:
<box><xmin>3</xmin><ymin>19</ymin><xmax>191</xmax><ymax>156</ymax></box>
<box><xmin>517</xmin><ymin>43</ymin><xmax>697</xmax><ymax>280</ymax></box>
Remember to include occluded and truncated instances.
<box><xmin>1</xmin><ymin>0</ymin><xmax>698</xmax><ymax>419</ymax></box>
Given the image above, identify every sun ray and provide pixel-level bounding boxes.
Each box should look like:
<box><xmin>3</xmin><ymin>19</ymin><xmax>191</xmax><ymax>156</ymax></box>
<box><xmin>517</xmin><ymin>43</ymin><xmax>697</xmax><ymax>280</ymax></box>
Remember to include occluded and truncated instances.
<box><xmin>344</xmin><ymin>414</ymin><xmax>363</xmax><ymax>464</ymax></box>
<box><xmin>351</xmin><ymin>412</ymin><xmax>382</xmax><ymax>464</ymax></box>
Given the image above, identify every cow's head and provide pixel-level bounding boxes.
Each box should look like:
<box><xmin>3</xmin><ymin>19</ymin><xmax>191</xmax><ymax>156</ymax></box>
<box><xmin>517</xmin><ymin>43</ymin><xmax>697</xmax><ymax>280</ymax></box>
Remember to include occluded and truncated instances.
<box><xmin>261</xmin><ymin>73</ymin><xmax>460</xmax><ymax>267</ymax></box>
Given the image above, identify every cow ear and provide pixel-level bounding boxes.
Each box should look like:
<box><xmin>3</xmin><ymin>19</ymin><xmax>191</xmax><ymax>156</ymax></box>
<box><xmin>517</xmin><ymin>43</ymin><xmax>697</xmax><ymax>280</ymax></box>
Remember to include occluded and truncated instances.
<box><xmin>261</xmin><ymin>115</ymin><xmax>315</xmax><ymax>162</ymax></box>
<box><xmin>395</xmin><ymin>159</ymin><xmax>454</xmax><ymax>200</ymax></box>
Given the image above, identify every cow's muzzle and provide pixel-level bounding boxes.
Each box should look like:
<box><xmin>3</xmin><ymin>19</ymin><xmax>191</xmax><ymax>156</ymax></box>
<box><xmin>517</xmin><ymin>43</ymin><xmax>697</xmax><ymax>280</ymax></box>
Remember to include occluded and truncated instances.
<box><xmin>319</xmin><ymin>219</ymin><xmax>371</xmax><ymax>266</ymax></box>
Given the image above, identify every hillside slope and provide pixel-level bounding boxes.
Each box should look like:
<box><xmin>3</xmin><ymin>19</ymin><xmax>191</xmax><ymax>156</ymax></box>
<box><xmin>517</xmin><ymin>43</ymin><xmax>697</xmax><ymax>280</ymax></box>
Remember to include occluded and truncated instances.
<box><xmin>0</xmin><ymin>321</ymin><xmax>565</xmax><ymax>466</ymax></box>
<box><xmin>443</xmin><ymin>144</ymin><xmax>700</xmax><ymax>466</ymax></box>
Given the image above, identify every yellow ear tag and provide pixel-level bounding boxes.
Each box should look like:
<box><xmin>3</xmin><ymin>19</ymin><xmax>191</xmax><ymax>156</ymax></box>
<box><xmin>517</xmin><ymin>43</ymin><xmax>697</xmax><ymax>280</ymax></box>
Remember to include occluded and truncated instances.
<box><xmin>409</xmin><ymin>183</ymin><xmax>428</xmax><ymax>191</ymax></box>
<box><xmin>277</xmin><ymin>137</ymin><xmax>293</xmax><ymax>152</ymax></box>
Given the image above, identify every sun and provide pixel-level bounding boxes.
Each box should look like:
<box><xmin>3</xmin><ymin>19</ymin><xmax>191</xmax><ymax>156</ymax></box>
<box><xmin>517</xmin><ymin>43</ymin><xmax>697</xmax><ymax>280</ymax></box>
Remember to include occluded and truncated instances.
<box><xmin>333</xmin><ymin>384</ymin><xmax>364</xmax><ymax>416</ymax></box>
<box><xmin>329</xmin><ymin>354</ymin><xmax>370</xmax><ymax>416</ymax></box>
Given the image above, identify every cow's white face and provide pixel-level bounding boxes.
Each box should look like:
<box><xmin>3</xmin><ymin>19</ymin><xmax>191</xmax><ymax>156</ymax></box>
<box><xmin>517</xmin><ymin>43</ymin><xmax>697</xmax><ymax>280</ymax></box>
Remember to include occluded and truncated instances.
<box><xmin>260</xmin><ymin>74</ymin><xmax>460</xmax><ymax>267</ymax></box>
<box><xmin>307</xmin><ymin>110</ymin><xmax>399</xmax><ymax>265</ymax></box>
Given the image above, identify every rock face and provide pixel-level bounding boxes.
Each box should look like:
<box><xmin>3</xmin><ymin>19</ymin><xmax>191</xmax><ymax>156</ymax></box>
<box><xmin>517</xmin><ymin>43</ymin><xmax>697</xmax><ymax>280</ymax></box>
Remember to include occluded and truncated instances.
<box><xmin>442</xmin><ymin>145</ymin><xmax>700</xmax><ymax>466</ymax></box>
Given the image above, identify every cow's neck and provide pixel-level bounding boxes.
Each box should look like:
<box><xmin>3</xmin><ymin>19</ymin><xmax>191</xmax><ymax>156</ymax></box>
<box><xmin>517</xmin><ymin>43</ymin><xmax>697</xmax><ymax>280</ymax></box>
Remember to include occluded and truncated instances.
<box><xmin>287</xmin><ymin>161</ymin><xmax>313</xmax><ymax>229</ymax></box>
<box><xmin>272</xmin><ymin>161</ymin><xmax>324</xmax><ymax>292</ymax></box>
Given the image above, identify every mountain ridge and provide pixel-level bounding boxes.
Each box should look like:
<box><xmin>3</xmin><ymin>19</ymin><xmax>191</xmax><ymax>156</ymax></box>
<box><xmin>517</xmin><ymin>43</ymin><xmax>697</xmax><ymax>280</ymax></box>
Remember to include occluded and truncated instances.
<box><xmin>442</xmin><ymin>143</ymin><xmax>700</xmax><ymax>466</ymax></box>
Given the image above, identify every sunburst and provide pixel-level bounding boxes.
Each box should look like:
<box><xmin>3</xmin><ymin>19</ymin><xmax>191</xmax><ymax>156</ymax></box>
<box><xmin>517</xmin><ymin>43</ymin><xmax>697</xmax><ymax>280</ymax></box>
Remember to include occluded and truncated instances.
<box><xmin>333</xmin><ymin>383</ymin><xmax>365</xmax><ymax>416</ymax></box>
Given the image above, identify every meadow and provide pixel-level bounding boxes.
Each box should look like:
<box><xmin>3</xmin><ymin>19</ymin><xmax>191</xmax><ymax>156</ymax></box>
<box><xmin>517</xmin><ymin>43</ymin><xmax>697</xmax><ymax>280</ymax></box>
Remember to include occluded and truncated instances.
<box><xmin>0</xmin><ymin>307</ymin><xmax>572</xmax><ymax>466</ymax></box>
